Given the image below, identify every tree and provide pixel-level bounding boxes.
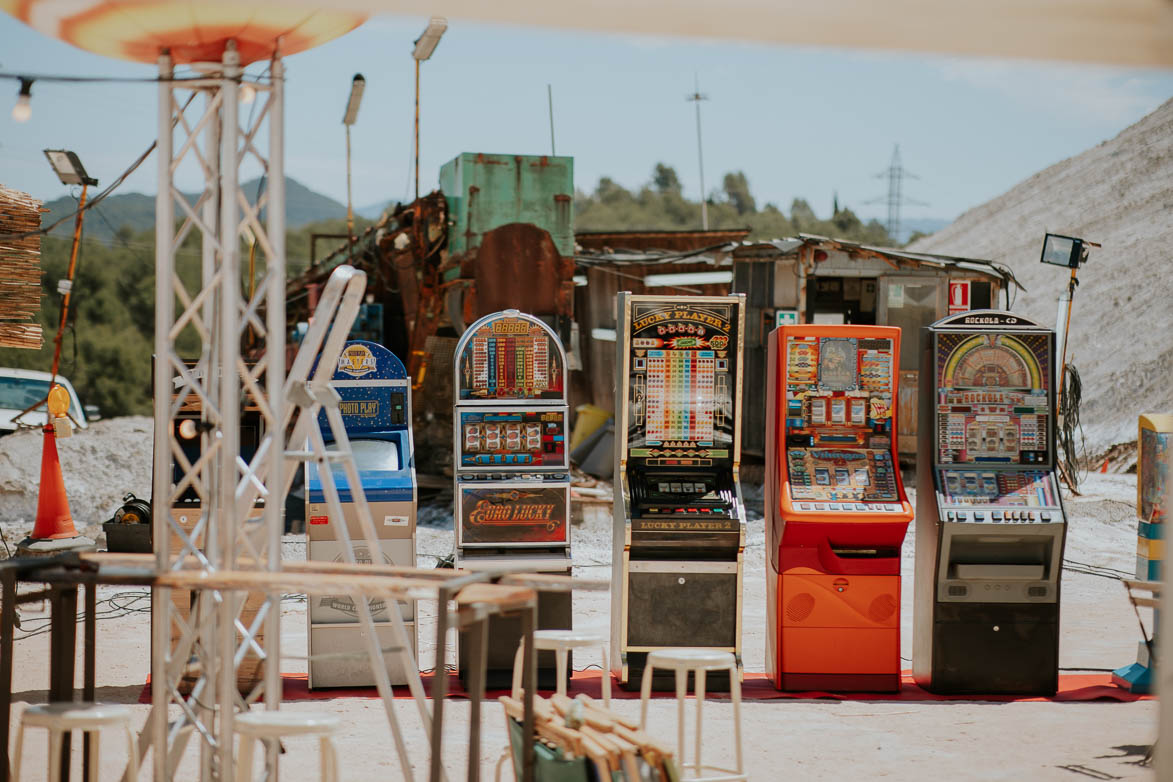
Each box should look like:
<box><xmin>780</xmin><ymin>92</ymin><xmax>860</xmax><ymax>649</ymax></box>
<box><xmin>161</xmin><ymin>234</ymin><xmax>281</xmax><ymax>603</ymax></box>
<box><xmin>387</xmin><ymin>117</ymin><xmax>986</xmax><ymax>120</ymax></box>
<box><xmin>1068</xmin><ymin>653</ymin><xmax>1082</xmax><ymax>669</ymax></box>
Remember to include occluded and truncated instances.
<box><xmin>652</xmin><ymin>164</ymin><xmax>682</xmax><ymax>195</ymax></box>
<box><xmin>723</xmin><ymin>172</ymin><xmax>756</xmax><ymax>215</ymax></box>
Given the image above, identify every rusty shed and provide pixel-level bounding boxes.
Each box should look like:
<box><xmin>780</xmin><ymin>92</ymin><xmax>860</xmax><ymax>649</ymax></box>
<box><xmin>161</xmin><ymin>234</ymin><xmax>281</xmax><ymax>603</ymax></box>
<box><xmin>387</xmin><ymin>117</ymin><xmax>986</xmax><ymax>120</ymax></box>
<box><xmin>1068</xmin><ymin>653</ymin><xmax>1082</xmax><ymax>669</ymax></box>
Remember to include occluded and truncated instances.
<box><xmin>732</xmin><ymin>233</ymin><xmax>1020</xmax><ymax>458</ymax></box>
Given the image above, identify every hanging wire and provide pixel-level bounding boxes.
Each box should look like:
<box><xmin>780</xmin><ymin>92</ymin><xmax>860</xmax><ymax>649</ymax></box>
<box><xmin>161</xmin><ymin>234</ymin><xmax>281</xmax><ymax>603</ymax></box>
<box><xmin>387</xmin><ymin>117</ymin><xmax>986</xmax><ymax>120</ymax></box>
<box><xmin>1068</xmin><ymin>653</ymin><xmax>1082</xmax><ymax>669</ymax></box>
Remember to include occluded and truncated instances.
<box><xmin>1057</xmin><ymin>362</ymin><xmax>1085</xmax><ymax>489</ymax></box>
<box><xmin>0</xmin><ymin>91</ymin><xmax>200</xmax><ymax>241</ymax></box>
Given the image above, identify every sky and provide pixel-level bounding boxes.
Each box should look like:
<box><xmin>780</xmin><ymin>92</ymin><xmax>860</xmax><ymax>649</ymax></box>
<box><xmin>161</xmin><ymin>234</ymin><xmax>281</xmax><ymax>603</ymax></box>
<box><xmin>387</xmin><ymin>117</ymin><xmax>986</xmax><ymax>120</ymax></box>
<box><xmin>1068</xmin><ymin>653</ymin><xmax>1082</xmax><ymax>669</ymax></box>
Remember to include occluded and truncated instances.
<box><xmin>1</xmin><ymin>13</ymin><xmax>1172</xmax><ymax>226</ymax></box>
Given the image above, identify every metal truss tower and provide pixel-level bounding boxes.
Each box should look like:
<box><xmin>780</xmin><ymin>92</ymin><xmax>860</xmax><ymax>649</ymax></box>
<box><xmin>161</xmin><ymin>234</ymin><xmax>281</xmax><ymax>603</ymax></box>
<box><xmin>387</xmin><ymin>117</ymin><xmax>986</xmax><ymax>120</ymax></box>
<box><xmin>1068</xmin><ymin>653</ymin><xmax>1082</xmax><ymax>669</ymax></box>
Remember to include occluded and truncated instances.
<box><xmin>868</xmin><ymin>144</ymin><xmax>926</xmax><ymax>242</ymax></box>
<box><xmin>150</xmin><ymin>42</ymin><xmax>287</xmax><ymax>781</ymax></box>
<box><xmin>148</xmin><ymin>43</ymin><xmax>438</xmax><ymax>782</ymax></box>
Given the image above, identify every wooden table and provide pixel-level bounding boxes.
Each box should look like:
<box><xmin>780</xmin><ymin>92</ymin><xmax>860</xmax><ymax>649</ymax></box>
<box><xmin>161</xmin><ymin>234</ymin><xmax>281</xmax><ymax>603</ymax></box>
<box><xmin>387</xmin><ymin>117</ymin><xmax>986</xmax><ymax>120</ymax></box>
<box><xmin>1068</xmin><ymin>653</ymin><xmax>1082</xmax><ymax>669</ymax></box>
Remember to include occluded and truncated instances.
<box><xmin>0</xmin><ymin>552</ymin><xmax>551</xmax><ymax>782</ymax></box>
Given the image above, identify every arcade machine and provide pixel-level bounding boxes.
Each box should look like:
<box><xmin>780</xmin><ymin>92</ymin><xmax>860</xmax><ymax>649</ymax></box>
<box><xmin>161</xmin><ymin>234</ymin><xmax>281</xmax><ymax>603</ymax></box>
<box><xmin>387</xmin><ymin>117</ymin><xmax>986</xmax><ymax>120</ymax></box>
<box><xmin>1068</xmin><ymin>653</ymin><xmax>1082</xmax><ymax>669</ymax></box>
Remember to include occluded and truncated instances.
<box><xmin>305</xmin><ymin>340</ymin><xmax>417</xmax><ymax>688</ymax></box>
<box><xmin>764</xmin><ymin>325</ymin><xmax>912</xmax><ymax>691</ymax></box>
<box><xmin>611</xmin><ymin>293</ymin><xmax>747</xmax><ymax>689</ymax></box>
<box><xmin>913</xmin><ymin>310</ymin><xmax>1067</xmax><ymax>695</ymax></box>
<box><xmin>1112</xmin><ymin>413</ymin><xmax>1171</xmax><ymax>693</ymax></box>
<box><xmin>453</xmin><ymin>309</ymin><xmax>571</xmax><ymax>688</ymax></box>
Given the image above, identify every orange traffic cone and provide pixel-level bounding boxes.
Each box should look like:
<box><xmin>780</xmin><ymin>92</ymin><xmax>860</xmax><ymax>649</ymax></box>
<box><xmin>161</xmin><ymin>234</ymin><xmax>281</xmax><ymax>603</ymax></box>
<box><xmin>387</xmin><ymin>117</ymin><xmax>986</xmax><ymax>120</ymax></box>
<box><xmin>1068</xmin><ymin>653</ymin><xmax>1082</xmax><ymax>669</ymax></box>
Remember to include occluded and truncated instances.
<box><xmin>17</xmin><ymin>425</ymin><xmax>93</xmax><ymax>555</ymax></box>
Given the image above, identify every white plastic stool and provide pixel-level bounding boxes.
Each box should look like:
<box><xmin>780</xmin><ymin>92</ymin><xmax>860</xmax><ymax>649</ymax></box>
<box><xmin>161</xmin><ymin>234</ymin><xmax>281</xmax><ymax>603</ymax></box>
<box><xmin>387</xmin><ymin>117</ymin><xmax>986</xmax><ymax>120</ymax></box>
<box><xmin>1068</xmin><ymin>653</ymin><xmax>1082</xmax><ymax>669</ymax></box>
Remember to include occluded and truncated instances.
<box><xmin>638</xmin><ymin>649</ymin><xmax>745</xmax><ymax>782</ymax></box>
<box><xmin>511</xmin><ymin>630</ymin><xmax>611</xmax><ymax>706</ymax></box>
<box><xmin>12</xmin><ymin>702</ymin><xmax>137</xmax><ymax>782</ymax></box>
<box><xmin>235</xmin><ymin>711</ymin><xmax>341</xmax><ymax>782</ymax></box>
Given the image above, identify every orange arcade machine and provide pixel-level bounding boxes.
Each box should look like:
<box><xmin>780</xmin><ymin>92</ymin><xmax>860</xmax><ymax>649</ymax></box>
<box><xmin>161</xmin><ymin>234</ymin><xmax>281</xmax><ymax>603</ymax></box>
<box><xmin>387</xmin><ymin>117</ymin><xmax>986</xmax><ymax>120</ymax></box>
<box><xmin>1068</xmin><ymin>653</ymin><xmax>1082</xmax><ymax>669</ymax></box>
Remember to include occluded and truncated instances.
<box><xmin>765</xmin><ymin>325</ymin><xmax>912</xmax><ymax>691</ymax></box>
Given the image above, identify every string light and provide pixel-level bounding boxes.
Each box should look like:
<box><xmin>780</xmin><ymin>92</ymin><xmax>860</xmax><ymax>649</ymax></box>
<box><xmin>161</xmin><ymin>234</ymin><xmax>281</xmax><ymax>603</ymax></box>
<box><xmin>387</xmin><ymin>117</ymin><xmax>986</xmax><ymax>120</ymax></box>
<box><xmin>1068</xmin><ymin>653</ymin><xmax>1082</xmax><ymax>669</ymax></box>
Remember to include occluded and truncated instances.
<box><xmin>12</xmin><ymin>78</ymin><xmax>32</xmax><ymax>122</ymax></box>
<box><xmin>240</xmin><ymin>83</ymin><xmax>256</xmax><ymax>104</ymax></box>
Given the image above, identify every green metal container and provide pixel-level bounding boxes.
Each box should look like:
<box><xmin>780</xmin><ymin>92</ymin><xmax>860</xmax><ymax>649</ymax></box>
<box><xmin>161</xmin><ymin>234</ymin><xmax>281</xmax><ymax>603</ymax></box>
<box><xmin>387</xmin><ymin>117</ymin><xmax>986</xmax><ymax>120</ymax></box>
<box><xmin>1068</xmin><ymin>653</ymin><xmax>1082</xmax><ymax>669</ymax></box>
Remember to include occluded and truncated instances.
<box><xmin>439</xmin><ymin>152</ymin><xmax>574</xmax><ymax>258</ymax></box>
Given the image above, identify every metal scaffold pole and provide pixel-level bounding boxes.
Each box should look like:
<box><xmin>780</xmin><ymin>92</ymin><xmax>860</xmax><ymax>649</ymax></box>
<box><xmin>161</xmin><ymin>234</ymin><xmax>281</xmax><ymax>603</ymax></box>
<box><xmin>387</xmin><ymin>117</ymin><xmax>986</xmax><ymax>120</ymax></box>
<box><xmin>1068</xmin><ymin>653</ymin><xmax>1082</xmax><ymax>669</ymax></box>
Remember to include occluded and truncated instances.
<box><xmin>148</xmin><ymin>41</ymin><xmax>287</xmax><ymax>781</ymax></box>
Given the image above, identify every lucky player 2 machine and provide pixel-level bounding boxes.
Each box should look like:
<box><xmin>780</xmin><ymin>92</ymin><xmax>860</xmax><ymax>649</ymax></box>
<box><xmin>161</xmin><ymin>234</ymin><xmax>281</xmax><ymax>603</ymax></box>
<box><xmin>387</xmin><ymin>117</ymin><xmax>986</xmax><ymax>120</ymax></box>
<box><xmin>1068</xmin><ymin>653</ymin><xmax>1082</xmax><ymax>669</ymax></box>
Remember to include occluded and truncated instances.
<box><xmin>453</xmin><ymin>309</ymin><xmax>572</xmax><ymax>688</ymax></box>
<box><xmin>913</xmin><ymin>310</ymin><xmax>1067</xmax><ymax>695</ymax></box>
<box><xmin>765</xmin><ymin>325</ymin><xmax>912</xmax><ymax>691</ymax></box>
<box><xmin>306</xmin><ymin>341</ymin><xmax>417</xmax><ymax>688</ymax></box>
<box><xmin>611</xmin><ymin>293</ymin><xmax>746</xmax><ymax>689</ymax></box>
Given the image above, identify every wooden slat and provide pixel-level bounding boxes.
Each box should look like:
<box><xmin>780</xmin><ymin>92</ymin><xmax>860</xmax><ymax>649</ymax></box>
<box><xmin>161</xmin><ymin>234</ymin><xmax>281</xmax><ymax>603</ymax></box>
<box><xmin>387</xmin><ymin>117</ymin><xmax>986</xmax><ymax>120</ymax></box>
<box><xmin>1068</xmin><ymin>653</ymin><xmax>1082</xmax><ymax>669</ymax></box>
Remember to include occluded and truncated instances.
<box><xmin>0</xmin><ymin>184</ymin><xmax>45</xmax><ymax>349</ymax></box>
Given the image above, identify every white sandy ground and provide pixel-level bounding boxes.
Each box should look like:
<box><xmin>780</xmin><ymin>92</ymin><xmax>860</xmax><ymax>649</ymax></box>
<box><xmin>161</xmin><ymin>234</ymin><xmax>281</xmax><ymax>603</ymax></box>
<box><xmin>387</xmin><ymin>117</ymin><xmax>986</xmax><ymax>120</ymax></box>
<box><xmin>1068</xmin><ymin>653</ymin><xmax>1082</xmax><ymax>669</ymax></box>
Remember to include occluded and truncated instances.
<box><xmin>0</xmin><ymin>467</ymin><xmax>1159</xmax><ymax>781</ymax></box>
<box><xmin>908</xmin><ymin>97</ymin><xmax>1173</xmax><ymax>464</ymax></box>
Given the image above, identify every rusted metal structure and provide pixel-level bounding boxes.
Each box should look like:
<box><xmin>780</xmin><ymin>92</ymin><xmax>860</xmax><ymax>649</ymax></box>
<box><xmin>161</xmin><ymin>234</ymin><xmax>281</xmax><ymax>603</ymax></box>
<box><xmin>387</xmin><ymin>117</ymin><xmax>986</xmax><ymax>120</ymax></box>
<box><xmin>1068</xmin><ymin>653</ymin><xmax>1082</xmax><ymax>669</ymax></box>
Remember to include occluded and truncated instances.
<box><xmin>732</xmin><ymin>234</ymin><xmax>1019</xmax><ymax>457</ymax></box>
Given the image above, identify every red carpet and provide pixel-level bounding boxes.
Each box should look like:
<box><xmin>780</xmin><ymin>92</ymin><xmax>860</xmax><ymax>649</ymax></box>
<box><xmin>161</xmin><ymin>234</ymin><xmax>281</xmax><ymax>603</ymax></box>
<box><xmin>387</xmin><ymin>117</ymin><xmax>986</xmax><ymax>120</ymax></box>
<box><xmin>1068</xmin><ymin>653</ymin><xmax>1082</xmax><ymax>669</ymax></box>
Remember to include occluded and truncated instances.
<box><xmin>140</xmin><ymin>670</ymin><xmax>1152</xmax><ymax>704</ymax></box>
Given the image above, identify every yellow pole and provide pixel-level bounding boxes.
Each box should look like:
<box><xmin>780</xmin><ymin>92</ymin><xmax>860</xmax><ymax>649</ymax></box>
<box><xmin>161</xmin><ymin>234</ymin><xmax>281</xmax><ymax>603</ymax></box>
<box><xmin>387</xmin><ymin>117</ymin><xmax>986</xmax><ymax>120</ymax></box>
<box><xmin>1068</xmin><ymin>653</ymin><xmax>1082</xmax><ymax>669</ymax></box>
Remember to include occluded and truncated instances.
<box><xmin>50</xmin><ymin>182</ymin><xmax>87</xmax><ymax>386</ymax></box>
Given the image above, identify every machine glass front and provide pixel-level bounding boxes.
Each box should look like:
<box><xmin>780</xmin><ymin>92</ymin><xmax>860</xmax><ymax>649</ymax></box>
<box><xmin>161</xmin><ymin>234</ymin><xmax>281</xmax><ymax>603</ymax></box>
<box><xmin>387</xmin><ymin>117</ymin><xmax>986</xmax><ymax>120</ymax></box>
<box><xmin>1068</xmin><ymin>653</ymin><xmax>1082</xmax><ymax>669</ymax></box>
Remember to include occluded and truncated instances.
<box><xmin>328</xmin><ymin>439</ymin><xmax>401</xmax><ymax>472</ymax></box>
<box><xmin>935</xmin><ymin>331</ymin><xmax>1051</xmax><ymax>466</ymax></box>
<box><xmin>625</xmin><ymin>300</ymin><xmax>738</xmax><ymax>462</ymax></box>
<box><xmin>456</xmin><ymin>315</ymin><xmax>565</xmax><ymax>401</ymax></box>
<box><xmin>782</xmin><ymin>334</ymin><xmax>900</xmax><ymax>504</ymax></box>
<box><xmin>459</xmin><ymin>409</ymin><xmax>567</xmax><ymax>469</ymax></box>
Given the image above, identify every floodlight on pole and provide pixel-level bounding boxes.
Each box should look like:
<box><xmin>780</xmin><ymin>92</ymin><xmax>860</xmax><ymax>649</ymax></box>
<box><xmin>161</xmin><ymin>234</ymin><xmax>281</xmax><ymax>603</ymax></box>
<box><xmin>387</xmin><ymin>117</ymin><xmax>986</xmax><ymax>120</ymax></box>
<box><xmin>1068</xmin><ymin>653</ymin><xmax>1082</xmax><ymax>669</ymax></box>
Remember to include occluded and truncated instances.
<box><xmin>12</xmin><ymin>78</ymin><xmax>33</xmax><ymax>122</ymax></box>
<box><xmin>342</xmin><ymin>73</ymin><xmax>365</xmax><ymax>126</ymax></box>
<box><xmin>412</xmin><ymin>17</ymin><xmax>448</xmax><ymax>62</ymax></box>
<box><xmin>413</xmin><ymin>17</ymin><xmax>447</xmax><ymax>201</ymax></box>
<box><xmin>342</xmin><ymin>74</ymin><xmax>365</xmax><ymax>261</ymax></box>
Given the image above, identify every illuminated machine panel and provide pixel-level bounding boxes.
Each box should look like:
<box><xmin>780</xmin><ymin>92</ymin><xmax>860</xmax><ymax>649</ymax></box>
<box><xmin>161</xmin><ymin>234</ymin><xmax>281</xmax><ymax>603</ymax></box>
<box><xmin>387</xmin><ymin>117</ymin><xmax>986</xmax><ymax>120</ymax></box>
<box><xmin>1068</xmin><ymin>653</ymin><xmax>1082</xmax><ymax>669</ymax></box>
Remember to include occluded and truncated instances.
<box><xmin>766</xmin><ymin>324</ymin><xmax>911</xmax><ymax>692</ymax></box>
<box><xmin>458</xmin><ymin>408</ymin><xmax>567</xmax><ymax>469</ymax></box>
<box><xmin>779</xmin><ymin>333</ymin><xmax>906</xmax><ymax>513</ymax></box>
<box><xmin>613</xmin><ymin>294</ymin><xmax>746</xmax><ymax>690</ymax></box>
<box><xmin>935</xmin><ymin>331</ymin><xmax>1051</xmax><ymax>466</ymax></box>
<box><xmin>914</xmin><ymin>310</ymin><xmax>1066</xmax><ymax>696</ymax></box>
<box><xmin>457</xmin><ymin>313</ymin><xmax>564</xmax><ymax>402</ymax></box>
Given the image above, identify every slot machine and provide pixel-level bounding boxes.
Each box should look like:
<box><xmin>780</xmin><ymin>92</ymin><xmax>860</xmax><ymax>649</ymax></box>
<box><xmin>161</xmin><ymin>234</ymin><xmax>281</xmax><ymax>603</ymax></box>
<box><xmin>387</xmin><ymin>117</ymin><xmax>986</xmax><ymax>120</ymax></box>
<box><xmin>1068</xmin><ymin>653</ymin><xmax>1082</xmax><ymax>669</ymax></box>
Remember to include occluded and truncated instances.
<box><xmin>611</xmin><ymin>293</ymin><xmax>746</xmax><ymax>689</ymax></box>
<box><xmin>913</xmin><ymin>310</ymin><xmax>1067</xmax><ymax>695</ymax></box>
<box><xmin>1112</xmin><ymin>413</ymin><xmax>1171</xmax><ymax>693</ymax></box>
<box><xmin>305</xmin><ymin>341</ymin><xmax>417</xmax><ymax>688</ymax></box>
<box><xmin>453</xmin><ymin>309</ymin><xmax>572</xmax><ymax>688</ymax></box>
<box><xmin>765</xmin><ymin>325</ymin><xmax>912</xmax><ymax>691</ymax></box>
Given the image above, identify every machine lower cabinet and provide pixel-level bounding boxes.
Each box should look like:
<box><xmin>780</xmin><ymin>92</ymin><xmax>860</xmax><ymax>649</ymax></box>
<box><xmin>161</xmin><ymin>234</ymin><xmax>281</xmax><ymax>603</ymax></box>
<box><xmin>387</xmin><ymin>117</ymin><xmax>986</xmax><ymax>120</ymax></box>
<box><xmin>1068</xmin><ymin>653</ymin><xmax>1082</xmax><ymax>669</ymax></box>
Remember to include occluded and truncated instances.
<box><xmin>622</xmin><ymin>561</ymin><xmax>739</xmax><ymax>691</ymax></box>
<box><xmin>927</xmin><ymin>603</ymin><xmax>1058</xmax><ymax>695</ymax></box>
<box><xmin>309</xmin><ymin>622</ymin><xmax>418</xmax><ymax>689</ymax></box>
<box><xmin>458</xmin><ymin>588</ymin><xmax>572</xmax><ymax>690</ymax></box>
<box><xmin>778</xmin><ymin>571</ymin><xmax>901</xmax><ymax>692</ymax></box>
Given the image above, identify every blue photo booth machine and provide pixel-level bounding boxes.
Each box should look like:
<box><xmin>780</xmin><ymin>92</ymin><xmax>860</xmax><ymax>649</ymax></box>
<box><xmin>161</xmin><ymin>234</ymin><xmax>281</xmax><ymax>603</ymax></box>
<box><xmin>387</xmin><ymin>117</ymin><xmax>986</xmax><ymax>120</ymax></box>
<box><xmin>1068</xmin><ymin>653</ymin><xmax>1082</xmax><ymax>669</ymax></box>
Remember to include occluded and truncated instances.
<box><xmin>306</xmin><ymin>341</ymin><xmax>418</xmax><ymax>688</ymax></box>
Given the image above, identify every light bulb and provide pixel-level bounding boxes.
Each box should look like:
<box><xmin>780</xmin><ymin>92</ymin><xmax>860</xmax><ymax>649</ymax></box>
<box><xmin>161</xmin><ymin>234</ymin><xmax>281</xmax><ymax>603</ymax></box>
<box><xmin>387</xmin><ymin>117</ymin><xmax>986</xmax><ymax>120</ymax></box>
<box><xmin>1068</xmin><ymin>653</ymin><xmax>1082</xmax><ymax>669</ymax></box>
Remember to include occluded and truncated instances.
<box><xmin>11</xmin><ymin>94</ymin><xmax>30</xmax><ymax>122</ymax></box>
<box><xmin>240</xmin><ymin>83</ymin><xmax>256</xmax><ymax>104</ymax></box>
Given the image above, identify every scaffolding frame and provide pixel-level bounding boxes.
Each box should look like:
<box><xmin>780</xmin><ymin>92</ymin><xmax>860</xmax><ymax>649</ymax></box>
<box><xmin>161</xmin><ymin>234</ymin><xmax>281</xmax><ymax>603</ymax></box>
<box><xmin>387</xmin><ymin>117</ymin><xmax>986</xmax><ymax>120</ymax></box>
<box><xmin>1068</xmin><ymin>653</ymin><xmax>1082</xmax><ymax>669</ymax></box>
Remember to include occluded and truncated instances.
<box><xmin>147</xmin><ymin>43</ymin><xmax>437</xmax><ymax>781</ymax></box>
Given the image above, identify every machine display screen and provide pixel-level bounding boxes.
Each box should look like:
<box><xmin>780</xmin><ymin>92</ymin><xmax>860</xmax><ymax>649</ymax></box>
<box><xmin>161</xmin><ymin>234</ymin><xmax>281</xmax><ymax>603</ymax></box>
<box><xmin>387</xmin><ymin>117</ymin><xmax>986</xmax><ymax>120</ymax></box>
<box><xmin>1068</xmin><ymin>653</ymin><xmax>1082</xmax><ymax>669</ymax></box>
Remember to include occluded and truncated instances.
<box><xmin>625</xmin><ymin>300</ymin><xmax>738</xmax><ymax>463</ymax></box>
<box><xmin>329</xmin><ymin>439</ymin><xmax>401</xmax><ymax>472</ymax></box>
<box><xmin>935</xmin><ymin>332</ymin><xmax>1052</xmax><ymax>466</ymax></box>
<box><xmin>456</xmin><ymin>315</ymin><xmax>564</xmax><ymax>401</ymax></box>
<box><xmin>783</xmin><ymin>335</ymin><xmax>899</xmax><ymax>503</ymax></box>
<box><xmin>937</xmin><ymin>469</ymin><xmax>1058</xmax><ymax>507</ymax></box>
<box><xmin>459</xmin><ymin>409</ymin><xmax>566</xmax><ymax>468</ymax></box>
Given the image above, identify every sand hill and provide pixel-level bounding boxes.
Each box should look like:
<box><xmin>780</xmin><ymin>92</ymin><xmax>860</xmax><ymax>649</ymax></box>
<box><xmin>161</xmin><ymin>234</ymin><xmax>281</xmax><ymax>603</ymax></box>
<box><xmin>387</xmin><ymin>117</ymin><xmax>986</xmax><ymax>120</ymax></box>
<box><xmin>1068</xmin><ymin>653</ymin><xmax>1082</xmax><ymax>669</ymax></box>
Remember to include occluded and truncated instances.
<box><xmin>910</xmin><ymin>98</ymin><xmax>1173</xmax><ymax>464</ymax></box>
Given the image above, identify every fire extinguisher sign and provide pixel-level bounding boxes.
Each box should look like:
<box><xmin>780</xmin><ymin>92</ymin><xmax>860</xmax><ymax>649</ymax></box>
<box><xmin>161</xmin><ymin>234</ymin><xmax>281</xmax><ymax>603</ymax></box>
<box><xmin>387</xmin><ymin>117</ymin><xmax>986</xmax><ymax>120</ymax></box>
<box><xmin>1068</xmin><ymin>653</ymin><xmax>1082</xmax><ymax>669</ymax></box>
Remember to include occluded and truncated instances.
<box><xmin>948</xmin><ymin>280</ymin><xmax>970</xmax><ymax>314</ymax></box>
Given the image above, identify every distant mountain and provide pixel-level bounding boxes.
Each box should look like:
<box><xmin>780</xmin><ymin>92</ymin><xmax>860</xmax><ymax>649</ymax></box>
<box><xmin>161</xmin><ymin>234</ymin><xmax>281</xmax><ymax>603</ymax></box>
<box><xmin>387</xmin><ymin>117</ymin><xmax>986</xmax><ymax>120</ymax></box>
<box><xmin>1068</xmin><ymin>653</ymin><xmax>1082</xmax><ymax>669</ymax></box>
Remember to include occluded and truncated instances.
<box><xmin>41</xmin><ymin>176</ymin><xmax>348</xmax><ymax>243</ymax></box>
